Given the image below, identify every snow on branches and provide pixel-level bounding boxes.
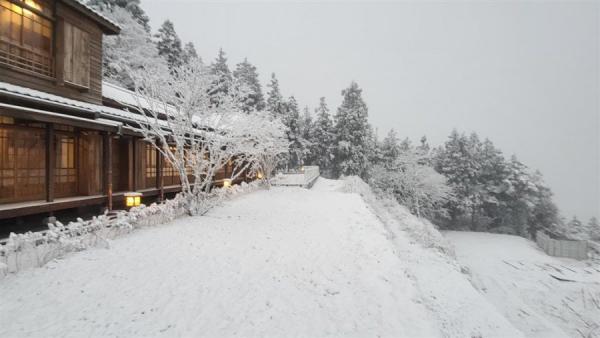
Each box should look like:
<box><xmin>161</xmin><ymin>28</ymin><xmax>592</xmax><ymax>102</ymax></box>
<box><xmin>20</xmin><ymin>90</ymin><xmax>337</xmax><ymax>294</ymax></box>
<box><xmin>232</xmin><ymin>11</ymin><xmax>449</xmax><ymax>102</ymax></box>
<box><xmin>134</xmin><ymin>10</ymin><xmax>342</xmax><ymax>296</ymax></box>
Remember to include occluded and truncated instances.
<box><xmin>128</xmin><ymin>59</ymin><xmax>288</xmax><ymax>214</ymax></box>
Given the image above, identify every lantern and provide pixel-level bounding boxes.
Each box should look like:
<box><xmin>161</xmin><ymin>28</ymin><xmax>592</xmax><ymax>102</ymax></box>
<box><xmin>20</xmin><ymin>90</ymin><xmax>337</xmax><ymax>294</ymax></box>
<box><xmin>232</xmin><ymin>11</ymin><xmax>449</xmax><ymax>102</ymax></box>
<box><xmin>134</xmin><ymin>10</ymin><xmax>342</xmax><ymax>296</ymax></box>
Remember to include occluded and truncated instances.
<box><xmin>257</xmin><ymin>171</ymin><xmax>264</xmax><ymax>179</ymax></box>
<box><xmin>300</xmin><ymin>166</ymin><xmax>305</xmax><ymax>172</ymax></box>
<box><xmin>124</xmin><ymin>192</ymin><xmax>142</xmax><ymax>208</ymax></box>
<box><xmin>223</xmin><ymin>179</ymin><xmax>232</xmax><ymax>188</ymax></box>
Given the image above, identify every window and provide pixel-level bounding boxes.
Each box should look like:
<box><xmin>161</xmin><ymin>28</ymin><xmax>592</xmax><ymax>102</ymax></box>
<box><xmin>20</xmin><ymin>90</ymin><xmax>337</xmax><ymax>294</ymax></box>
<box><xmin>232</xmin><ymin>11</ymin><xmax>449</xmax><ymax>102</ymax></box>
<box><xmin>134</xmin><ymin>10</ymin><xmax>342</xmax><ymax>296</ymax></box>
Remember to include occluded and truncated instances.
<box><xmin>0</xmin><ymin>0</ymin><xmax>53</xmax><ymax>77</ymax></box>
<box><xmin>0</xmin><ymin>120</ymin><xmax>46</xmax><ymax>204</ymax></box>
<box><xmin>63</xmin><ymin>21</ymin><xmax>90</xmax><ymax>88</ymax></box>
<box><xmin>144</xmin><ymin>143</ymin><xmax>157</xmax><ymax>188</ymax></box>
<box><xmin>55</xmin><ymin>133</ymin><xmax>77</xmax><ymax>198</ymax></box>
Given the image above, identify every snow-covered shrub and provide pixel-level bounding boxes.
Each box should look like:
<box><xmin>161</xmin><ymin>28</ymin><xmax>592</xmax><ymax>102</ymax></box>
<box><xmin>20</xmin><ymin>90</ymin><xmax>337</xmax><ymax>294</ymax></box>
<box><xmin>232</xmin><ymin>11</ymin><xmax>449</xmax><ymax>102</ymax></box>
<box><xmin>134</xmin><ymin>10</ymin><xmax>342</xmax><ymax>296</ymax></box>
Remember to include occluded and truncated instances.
<box><xmin>341</xmin><ymin>176</ymin><xmax>454</xmax><ymax>256</ymax></box>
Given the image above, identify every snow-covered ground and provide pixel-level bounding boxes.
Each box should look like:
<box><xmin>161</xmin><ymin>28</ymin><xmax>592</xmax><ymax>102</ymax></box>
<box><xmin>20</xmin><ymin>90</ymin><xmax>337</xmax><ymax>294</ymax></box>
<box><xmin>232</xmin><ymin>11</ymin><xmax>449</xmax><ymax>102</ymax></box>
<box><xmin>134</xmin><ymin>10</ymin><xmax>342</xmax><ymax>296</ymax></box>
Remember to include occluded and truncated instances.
<box><xmin>2</xmin><ymin>177</ymin><xmax>588</xmax><ymax>337</ymax></box>
<box><xmin>446</xmin><ymin>231</ymin><xmax>600</xmax><ymax>338</ymax></box>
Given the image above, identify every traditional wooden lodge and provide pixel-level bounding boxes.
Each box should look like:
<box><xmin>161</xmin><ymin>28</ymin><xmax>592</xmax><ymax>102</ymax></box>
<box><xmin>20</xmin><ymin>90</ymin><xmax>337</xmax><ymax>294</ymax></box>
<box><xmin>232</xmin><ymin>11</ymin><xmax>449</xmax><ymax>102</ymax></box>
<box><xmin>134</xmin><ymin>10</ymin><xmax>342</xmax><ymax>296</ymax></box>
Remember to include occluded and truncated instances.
<box><xmin>0</xmin><ymin>0</ymin><xmax>243</xmax><ymax>232</ymax></box>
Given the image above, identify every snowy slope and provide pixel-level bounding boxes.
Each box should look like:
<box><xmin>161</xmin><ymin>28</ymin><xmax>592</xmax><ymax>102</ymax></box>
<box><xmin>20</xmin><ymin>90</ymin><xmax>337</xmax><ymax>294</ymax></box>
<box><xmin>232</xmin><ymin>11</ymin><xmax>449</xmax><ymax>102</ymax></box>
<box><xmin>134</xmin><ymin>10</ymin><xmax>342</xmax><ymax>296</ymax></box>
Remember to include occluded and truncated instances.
<box><xmin>0</xmin><ymin>178</ymin><xmax>526</xmax><ymax>337</ymax></box>
<box><xmin>446</xmin><ymin>231</ymin><xmax>600</xmax><ymax>338</ymax></box>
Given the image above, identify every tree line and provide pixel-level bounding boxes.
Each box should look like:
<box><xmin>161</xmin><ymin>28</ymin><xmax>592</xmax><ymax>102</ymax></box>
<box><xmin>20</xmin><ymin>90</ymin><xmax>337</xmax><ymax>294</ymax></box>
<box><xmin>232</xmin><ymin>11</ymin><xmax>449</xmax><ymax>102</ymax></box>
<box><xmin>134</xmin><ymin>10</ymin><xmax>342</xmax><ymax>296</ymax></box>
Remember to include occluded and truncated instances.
<box><xmin>90</xmin><ymin>0</ymin><xmax>598</xmax><ymax>241</ymax></box>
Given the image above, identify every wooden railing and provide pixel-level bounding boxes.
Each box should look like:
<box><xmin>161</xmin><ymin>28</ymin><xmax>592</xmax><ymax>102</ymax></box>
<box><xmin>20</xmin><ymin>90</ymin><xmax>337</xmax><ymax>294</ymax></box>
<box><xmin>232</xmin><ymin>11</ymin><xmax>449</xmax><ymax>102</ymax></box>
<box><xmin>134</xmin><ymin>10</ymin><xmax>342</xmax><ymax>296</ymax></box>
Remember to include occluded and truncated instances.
<box><xmin>0</xmin><ymin>39</ymin><xmax>53</xmax><ymax>78</ymax></box>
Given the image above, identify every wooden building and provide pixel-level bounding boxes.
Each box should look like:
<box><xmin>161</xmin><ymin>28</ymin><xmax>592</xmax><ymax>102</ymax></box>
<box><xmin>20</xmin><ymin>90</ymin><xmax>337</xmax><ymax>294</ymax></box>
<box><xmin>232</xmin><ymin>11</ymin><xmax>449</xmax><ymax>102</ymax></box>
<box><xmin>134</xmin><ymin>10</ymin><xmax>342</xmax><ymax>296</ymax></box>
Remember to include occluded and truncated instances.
<box><xmin>0</xmin><ymin>0</ymin><xmax>244</xmax><ymax>227</ymax></box>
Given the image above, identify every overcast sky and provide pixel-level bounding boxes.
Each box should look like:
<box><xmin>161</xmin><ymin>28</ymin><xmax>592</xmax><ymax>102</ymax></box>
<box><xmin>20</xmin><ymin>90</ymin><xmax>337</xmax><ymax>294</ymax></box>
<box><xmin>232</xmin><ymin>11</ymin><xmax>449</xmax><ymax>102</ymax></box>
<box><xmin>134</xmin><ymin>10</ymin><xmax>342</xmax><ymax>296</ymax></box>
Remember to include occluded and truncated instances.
<box><xmin>142</xmin><ymin>0</ymin><xmax>599</xmax><ymax>221</ymax></box>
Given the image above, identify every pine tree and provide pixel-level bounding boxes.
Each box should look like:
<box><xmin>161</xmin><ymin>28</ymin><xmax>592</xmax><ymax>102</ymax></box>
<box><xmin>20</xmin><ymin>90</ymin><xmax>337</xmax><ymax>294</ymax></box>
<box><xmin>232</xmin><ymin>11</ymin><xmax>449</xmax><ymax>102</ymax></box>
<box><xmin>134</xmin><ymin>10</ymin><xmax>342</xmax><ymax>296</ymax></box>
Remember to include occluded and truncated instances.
<box><xmin>87</xmin><ymin>0</ymin><xmax>150</xmax><ymax>31</ymax></box>
<box><xmin>266</xmin><ymin>73</ymin><xmax>284</xmax><ymax>117</ymax></box>
<box><xmin>309</xmin><ymin>97</ymin><xmax>335</xmax><ymax>176</ymax></box>
<box><xmin>333</xmin><ymin>81</ymin><xmax>372</xmax><ymax>179</ymax></box>
<box><xmin>207</xmin><ymin>48</ymin><xmax>233</xmax><ymax>103</ymax></box>
<box><xmin>380</xmin><ymin>129</ymin><xmax>401</xmax><ymax>167</ymax></box>
<box><xmin>155</xmin><ymin>20</ymin><xmax>183</xmax><ymax>69</ymax></box>
<box><xmin>587</xmin><ymin>217</ymin><xmax>600</xmax><ymax>240</ymax></box>
<box><xmin>182</xmin><ymin>42</ymin><xmax>199</xmax><ymax>65</ymax></box>
<box><xmin>283</xmin><ymin>96</ymin><xmax>303</xmax><ymax>168</ymax></box>
<box><xmin>233</xmin><ymin>58</ymin><xmax>265</xmax><ymax>112</ymax></box>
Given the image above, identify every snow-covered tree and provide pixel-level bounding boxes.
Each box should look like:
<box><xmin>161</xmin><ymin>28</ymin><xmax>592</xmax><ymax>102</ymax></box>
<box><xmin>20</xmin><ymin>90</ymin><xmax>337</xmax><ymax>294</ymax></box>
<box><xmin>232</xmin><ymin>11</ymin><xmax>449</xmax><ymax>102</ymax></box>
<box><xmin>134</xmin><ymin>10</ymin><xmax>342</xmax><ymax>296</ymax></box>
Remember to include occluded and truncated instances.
<box><xmin>266</xmin><ymin>73</ymin><xmax>284</xmax><ymax>117</ymax></box>
<box><xmin>155</xmin><ymin>20</ymin><xmax>184</xmax><ymax>69</ymax></box>
<box><xmin>370</xmin><ymin>145</ymin><xmax>452</xmax><ymax>219</ymax></box>
<box><xmin>283</xmin><ymin>96</ymin><xmax>304</xmax><ymax>168</ymax></box>
<box><xmin>97</xmin><ymin>6</ymin><xmax>167</xmax><ymax>89</ymax></box>
<box><xmin>309</xmin><ymin>97</ymin><xmax>335</xmax><ymax>176</ymax></box>
<box><xmin>209</xmin><ymin>48</ymin><xmax>233</xmax><ymax>103</ymax></box>
<box><xmin>233</xmin><ymin>58</ymin><xmax>265</xmax><ymax>112</ymax></box>
<box><xmin>380</xmin><ymin>129</ymin><xmax>401</xmax><ymax>167</ymax></box>
<box><xmin>129</xmin><ymin>60</ymin><xmax>287</xmax><ymax>215</ymax></box>
<box><xmin>334</xmin><ymin>81</ymin><xmax>373</xmax><ymax>179</ymax></box>
<box><xmin>586</xmin><ymin>217</ymin><xmax>600</xmax><ymax>241</ymax></box>
<box><xmin>87</xmin><ymin>0</ymin><xmax>150</xmax><ymax>31</ymax></box>
<box><xmin>182</xmin><ymin>42</ymin><xmax>199</xmax><ymax>65</ymax></box>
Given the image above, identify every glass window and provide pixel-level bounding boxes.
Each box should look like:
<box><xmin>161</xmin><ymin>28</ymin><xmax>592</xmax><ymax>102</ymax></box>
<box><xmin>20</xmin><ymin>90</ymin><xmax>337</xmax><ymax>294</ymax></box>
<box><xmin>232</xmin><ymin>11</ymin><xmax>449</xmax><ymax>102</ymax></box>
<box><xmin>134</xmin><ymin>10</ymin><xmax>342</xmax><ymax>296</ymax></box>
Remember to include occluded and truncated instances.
<box><xmin>0</xmin><ymin>0</ymin><xmax>53</xmax><ymax>77</ymax></box>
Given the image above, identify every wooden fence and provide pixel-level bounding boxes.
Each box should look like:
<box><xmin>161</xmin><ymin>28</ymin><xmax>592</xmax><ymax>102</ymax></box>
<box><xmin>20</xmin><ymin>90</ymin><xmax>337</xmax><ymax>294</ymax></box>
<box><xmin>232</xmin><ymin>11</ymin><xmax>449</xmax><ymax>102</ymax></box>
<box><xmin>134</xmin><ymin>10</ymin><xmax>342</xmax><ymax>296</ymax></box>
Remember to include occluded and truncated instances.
<box><xmin>536</xmin><ymin>231</ymin><xmax>589</xmax><ymax>260</ymax></box>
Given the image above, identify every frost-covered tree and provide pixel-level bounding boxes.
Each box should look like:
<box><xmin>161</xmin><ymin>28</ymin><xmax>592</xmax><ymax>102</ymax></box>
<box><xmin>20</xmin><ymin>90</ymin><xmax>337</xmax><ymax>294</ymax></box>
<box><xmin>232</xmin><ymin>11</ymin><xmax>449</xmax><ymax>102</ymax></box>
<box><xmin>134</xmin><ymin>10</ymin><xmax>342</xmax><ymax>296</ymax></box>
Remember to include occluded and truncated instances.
<box><xmin>586</xmin><ymin>217</ymin><xmax>600</xmax><ymax>241</ymax></box>
<box><xmin>233</xmin><ymin>58</ymin><xmax>265</xmax><ymax>112</ymax></box>
<box><xmin>182</xmin><ymin>42</ymin><xmax>199</xmax><ymax>65</ymax></box>
<box><xmin>333</xmin><ymin>81</ymin><xmax>372</xmax><ymax>179</ymax></box>
<box><xmin>155</xmin><ymin>20</ymin><xmax>184</xmax><ymax>69</ymax></box>
<box><xmin>370</xmin><ymin>144</ymin><xmax>452</xmax><ymax>220</ymax></box>
<box><xmin>309</xmin><ymin>97</ymin><xmax>335</xmax><ymax>176</ymax></box>
<box><xmin>87</xmin><ymin>0</ymin><xmax>150</xmax><ymax>31</ymax></box>
<box><xmin>300</xmin><ymin>106</ymin><xmax>313</xmax><ymax>141</ymax></box>
<box><xmin>266</xmin><ymin>73</ymin><xmax>284</xmax><ymax>117</ymax></box>
<box><xmin>209</xmin><ymin>48</ymin><xmax>233</xmax><ymax>102</ymax></box>
<box><xmin>129</xmin><ymin>60</ymin><xmax>287</xmax><ymax>215</ymax></box>
<box><xmin>97</xmin><ymin>7</ymin><xmax>167</xmax><ymax>89</ymax></box>
<box><xmin>380</xmin><ymin>129</ymin><xmax>401</xmax><ymax>167</ymax></box>
<box><xmin>282</xmin><ymin>96</ymin><xmax>304</xmax><ymax>168</ymax></box>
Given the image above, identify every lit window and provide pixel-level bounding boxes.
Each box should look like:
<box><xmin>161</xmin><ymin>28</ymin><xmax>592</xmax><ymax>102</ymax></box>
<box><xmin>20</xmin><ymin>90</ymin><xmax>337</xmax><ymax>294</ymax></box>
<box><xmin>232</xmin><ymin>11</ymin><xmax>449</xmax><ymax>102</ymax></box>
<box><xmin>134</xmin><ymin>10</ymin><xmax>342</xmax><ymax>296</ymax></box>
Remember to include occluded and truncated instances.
<box><xmin>0</xmin><ymin>0</ymin><xmax>53</xmax><ymax>77</ymax></box>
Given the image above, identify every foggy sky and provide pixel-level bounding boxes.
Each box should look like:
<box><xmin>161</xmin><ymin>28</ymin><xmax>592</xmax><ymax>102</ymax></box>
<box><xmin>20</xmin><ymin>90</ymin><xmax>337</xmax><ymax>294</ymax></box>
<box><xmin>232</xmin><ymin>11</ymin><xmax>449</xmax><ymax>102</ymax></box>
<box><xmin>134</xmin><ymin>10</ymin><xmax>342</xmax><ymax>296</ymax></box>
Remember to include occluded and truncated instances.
<box><xmin>142</xmin><ymin>0</ymin><xmax>599</xmax><ymax>221</ymax></box>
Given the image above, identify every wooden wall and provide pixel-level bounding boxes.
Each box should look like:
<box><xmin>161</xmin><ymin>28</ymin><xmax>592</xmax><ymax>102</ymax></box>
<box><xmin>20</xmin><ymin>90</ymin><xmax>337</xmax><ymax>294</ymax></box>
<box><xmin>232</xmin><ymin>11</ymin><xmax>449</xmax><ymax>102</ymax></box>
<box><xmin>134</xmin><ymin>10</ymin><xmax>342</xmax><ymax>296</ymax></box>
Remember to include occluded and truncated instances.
<box><xmin>0</xmin><ymin>1</ymin><xmax>104</xmax><ymax>105</ymax></box>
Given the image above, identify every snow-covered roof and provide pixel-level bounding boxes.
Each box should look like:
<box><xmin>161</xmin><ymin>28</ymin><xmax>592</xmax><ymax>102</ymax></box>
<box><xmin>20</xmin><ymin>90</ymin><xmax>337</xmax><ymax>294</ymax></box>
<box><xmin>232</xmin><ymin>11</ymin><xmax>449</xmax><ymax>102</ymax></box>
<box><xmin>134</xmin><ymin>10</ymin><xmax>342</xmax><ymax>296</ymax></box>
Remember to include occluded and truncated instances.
<box><xmin>62</xmin><ymin>0</ymin><xmax>121</xmax><ymax>34</ymax></box>
<box><xmin>0</xmin><ymin>81</ymin><xmax>145</xmax><ymax>127</ymax></box>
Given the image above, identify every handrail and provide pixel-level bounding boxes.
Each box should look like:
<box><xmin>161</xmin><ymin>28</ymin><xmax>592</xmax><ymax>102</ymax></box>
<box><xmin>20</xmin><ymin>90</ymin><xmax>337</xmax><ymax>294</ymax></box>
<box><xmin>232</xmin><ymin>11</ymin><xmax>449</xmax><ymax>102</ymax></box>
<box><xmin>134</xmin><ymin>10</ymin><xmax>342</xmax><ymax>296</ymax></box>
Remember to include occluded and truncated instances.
<box><xmin>0</xmin><ymin>39</ymin><xmax>54</xmax><ymax>77</ymax></box>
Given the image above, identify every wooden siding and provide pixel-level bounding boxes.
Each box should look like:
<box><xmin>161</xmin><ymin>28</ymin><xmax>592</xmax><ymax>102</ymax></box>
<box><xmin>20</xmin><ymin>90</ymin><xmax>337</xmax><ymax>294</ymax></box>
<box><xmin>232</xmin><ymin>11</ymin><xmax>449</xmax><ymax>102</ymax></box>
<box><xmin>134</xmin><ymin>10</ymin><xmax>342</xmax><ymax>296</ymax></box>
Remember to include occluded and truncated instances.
<box><xmin>0</xmin><ymin>2</ymin><xmax>104</xmax><ymax>105</ymax></box>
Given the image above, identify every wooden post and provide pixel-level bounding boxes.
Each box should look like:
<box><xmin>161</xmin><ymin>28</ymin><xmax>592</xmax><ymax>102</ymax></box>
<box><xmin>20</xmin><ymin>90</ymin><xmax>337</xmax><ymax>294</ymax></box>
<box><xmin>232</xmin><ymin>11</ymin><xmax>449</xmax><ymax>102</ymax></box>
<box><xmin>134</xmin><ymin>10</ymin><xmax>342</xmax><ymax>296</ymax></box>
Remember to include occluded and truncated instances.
<box><xmin>132</xmin><ymin>139</ymin><xmax>139</xmax><ymax>191</ymax></box>
<box><xmin>45</xmin><ymin>123</ymin><xmax>55</xmax><ymax>202</ymax></box>
<box><xmin>127</xmin><ymin>137</ymin><xmax>134</xmax><ymax>191</ymax></box>
<box><xmin>103</xmin><ymin>132</ymin><xmax>113</xmax><ymax>211</ymax></box>
<box><xmin>156</xmin><ymin>147</ymin><xmax>164</xmax><ymax>201</ymax></box>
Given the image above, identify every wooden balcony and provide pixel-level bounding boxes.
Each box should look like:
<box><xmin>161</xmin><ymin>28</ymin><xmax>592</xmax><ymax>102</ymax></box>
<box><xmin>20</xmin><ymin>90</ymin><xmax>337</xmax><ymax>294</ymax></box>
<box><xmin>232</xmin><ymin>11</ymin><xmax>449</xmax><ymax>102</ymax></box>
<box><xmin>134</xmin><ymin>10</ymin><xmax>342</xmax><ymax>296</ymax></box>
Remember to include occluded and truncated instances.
<box><xmin>0</xmin><ymin>39</ymin><xmax>54</xmax><ymax>78</ymax></box>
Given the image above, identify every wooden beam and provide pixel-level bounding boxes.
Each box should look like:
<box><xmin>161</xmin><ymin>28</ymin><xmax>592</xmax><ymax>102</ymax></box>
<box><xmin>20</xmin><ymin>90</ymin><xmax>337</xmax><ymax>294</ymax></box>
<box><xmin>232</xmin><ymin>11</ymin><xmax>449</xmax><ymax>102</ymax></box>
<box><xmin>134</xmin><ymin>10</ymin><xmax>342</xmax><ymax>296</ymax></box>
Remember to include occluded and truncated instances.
<box><xmin>128</xmin><ymin>137</ymin><xmax>134</xmax><ymax>191</ymax></box>
<box><xmin>103</xmin><ymin>132</ymin><xmax>113</xmax><ymax>211</ymax></box>
<box><xmin>156</xmin><ymin>147</ymin><xmax>164</xmax><ymax>202</ymax></box>
<box><xmin>45</xmin><ymin>123</ymin><xmax>55</xmax><ymax>202</ymax></box>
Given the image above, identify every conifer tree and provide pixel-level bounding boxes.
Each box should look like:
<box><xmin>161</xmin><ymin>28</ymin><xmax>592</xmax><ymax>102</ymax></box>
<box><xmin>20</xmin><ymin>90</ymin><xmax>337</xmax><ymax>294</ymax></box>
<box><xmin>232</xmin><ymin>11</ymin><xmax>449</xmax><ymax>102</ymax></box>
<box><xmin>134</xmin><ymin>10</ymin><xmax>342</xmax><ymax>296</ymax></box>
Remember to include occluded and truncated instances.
<box><xmin>266</xmin><ymin>73</ymin><xmax>284</xmax><ymax>117</ymax></box>
<box><xmin>334</xmin><ymin>81</ymin><xmax>372</xmax><ymax>178</ymax></box>
<box><xmin>155</xmin><ymin>20</ymin><xmax>183</xmax><ymax>69</ymax></box>
<box><xmin>309</xmin><ymin>97</ymin><xmax>335</xmax><ymax>176</ymax></box>
<box><xmin>182</xmin><ymin>42</ymin><xmax>199</xmax><ymax>65</ymax></box>
<box><xmin>209</xmin><ymin>48</ymin><xmax>233</xmax><ymax>100</ymax></box>
<box><xmin>233</xmin><ymin>58</ymin><xmax>265</xmax><ymax>112</ymax></box>
<box><xmin>380</xmin><ymin>129</ymin><xmax>401</xmax><ymax>167</ymax></box>
<box><xmin>283</xmin><ymin>96</ymin><xmax>304</xmax><ymax>168</ymax></box>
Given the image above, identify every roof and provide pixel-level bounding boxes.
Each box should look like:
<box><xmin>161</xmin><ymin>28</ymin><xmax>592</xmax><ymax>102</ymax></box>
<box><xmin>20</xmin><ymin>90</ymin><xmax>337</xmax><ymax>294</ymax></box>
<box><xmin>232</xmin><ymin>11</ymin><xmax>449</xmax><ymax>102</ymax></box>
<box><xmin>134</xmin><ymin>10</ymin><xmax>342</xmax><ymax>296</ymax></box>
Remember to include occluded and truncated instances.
<box><xmin>0</xmin><ymin>80</ymin><xmax>145</xmax><ymax>127</ymax></box>
<box><xmin>61</xmin><ymin>0</ymin><xmax>121</xmax><ymax>35</ymax></box>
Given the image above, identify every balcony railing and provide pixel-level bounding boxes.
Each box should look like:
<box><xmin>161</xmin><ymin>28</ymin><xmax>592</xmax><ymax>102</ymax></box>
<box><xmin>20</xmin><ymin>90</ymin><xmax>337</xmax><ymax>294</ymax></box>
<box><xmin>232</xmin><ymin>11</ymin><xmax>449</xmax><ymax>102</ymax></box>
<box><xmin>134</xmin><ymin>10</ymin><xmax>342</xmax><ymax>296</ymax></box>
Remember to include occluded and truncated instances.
<box><xmin>0</xmin><ymin>39</ymin><xmax>53</xmax><ymax>78</ymax></box>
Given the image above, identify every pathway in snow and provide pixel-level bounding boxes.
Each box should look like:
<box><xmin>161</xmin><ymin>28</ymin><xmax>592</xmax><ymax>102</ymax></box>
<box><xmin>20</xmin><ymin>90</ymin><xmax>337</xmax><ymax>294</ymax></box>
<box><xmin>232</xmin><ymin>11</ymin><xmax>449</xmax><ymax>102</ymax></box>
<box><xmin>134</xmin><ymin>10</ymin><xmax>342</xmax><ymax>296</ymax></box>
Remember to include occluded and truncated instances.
<box><xmin>1</xmin><ymin>184</ymin><xmax>440</xmax><ymax>337</ymax></box>
<box><xmin>446</xmin><ymin>231</ymin><xmax>600</xmax><ymax>338</ymax></box>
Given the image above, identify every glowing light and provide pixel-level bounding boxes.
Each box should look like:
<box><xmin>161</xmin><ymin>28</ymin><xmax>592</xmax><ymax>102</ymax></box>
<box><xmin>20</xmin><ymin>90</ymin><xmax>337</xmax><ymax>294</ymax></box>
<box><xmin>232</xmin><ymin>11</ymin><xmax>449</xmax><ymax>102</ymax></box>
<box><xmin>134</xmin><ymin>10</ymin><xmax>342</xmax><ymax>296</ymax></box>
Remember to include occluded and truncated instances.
<box><xmin>124</xmin><ymin>192</ymin><xmax>142</xmax><ymax>207</ymax></box>
<box><xmin>223</xmin><ymin>179</ymin><xmax>232</xmax><ymax>188</ymax></box>
<box><xmin>257</xmin><ymin>172</ymin><xmax>263</xmax><ymax>179</ymax></box>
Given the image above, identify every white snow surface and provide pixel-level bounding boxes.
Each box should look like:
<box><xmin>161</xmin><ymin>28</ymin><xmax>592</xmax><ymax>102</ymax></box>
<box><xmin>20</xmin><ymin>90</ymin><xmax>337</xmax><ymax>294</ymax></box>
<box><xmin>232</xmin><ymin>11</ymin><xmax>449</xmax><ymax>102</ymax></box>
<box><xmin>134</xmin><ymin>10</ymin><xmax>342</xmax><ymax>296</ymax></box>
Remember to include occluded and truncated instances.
<box><xmin>446</xmin><ymin>231</ymin><xmax>600</xmax><ymax>338</ymax></box>
<box><xmin>1</xmin><ymin>178</ymin><xmax>526</xmax><ymax>337</ymax></box>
